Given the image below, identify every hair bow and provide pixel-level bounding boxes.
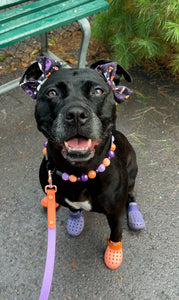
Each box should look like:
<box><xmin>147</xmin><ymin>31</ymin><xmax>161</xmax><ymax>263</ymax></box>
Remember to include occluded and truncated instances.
<box><xmin>19</xmin><ymin>56</ymin><xmax>62</xmax><ymax>99</ymax></box>
<box><xmin>95</xmin><ymin>62</ymin><xmax>132</xmax><ymax>104</ymax></box>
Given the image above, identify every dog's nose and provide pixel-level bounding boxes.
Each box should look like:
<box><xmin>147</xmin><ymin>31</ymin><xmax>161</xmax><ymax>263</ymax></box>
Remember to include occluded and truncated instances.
<box><xmin>65</xmin><ymin>106</ymin><xmax>89</xmax><ymax>125</ymax></box>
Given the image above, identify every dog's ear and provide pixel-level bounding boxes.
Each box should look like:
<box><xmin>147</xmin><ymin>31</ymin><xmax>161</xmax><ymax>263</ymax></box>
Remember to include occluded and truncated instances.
<box><xmin>19</xmin><ymin>62</ymin><xmax>42</xmax><ymax>99</ymax></box>
<box><xmin>19</xmin><ymin>56</ymin><xmax>62</xmax><ymax>99</ymax></box>
<box><xmin>90</xmin><ymin>59</ymin><xmax>132</xmax><ymax>83</ymax></box>
<box><xmin>91</xmin><ymin>60</ymin><xmax>133</xmax><ymax>104</ymax></box>
<box><xmin>90</xmin><ymin>59</ymin><xmax>111</xmax><ymax>69</ymax></box>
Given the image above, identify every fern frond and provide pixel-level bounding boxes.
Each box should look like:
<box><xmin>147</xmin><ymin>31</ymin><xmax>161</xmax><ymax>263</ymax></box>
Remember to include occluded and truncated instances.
<box><xmin>169</xmin><ymin>53</ymin><xmax>179</xmax><ymax>74</ymax></box>
<box><xmin>164</xmin><ymin>21</ymin><xmax>179</xmax><ymax>44</ymax></box>
<box><xmin>91</xmin><ymin>0</ymin><xmax>179</xmax><ymax>75</ymax></box>
<box><xmin>131</xmin><ymin>37</ymin><xmax>162</xmax><ymax>59</ymax></box>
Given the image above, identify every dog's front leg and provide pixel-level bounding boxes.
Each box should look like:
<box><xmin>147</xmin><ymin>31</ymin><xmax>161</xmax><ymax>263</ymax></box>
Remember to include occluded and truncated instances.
<box><xmin>106</xmin><ymin>213</ymin><xmax>123</xmax><ymax>242</ymax></box>
<box><xmin>104</xmin><ymin>213</ymin><xmax>124</xmax><ymax>270</ymax></box>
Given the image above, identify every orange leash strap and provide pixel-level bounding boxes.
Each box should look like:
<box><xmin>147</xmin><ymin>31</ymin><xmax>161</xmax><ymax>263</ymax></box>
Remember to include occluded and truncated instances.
<box><xmin>46</xmin><ymin>187</ymin><xmax>57</xmax><ymax>229</ymax></box>
<box><xmin>41</xmin><ymin>170</ymin><xmax>59</xmax><ymax>229</ymax></box>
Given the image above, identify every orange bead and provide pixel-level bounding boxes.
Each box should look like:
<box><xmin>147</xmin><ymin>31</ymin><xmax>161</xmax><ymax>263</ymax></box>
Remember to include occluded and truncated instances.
<box><xmin>110</xmin><ymin>143</ymin><xmax>116</xmax><ymax>151</ymax></box>
<box><xmin>43</xmin><ymin>148</ymin><xmax>47</xmax><ymax>155</ymax></box>
<box><xmin>88</xmin><ymin>170</ymin><xmax>96</xmax><ymax>179</ymax></box>
<box><xmin>69</xmin><ymin>175</ymin><xmax>77</xmax><ymax>182</ymax></box>
<box><xmin>103</xmin><ymin>158</ymin><xmax>110</xmax><ymax>167</ymax></box>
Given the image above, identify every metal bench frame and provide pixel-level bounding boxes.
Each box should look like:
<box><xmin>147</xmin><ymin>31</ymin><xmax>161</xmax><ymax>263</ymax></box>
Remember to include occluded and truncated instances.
<box><xmin>0</xmin><ymin>18</ymin><xmax>91</xmax><ymax>95</ymax></box>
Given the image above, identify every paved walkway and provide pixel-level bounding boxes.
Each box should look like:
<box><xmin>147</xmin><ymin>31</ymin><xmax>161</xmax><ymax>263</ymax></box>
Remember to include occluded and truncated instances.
<box><xmin>0</xmin><ymin>68</ymin><xmax>178</xmax><ymax>299</ymax></box>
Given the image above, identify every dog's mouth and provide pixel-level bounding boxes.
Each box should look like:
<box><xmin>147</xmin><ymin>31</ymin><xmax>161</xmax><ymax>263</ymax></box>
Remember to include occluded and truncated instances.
<box><xmin>61</xmin><ymin>136</ymin><xmax>99</xmax><ymax>162</ymax></box>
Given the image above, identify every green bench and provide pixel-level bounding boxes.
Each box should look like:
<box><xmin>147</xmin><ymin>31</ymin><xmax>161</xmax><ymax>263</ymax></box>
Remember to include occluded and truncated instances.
<box><xmin>0</xmin><ymin>0</ymin><xmax>108</xmax><ymax>94</ymax></box>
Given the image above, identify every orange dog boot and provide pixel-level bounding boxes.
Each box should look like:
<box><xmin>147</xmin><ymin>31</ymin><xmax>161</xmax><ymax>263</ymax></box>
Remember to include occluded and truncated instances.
<box><xmin>104</xmin><ymin>239</ymin><xmax>123</xmax><ymax>270</ymax></box>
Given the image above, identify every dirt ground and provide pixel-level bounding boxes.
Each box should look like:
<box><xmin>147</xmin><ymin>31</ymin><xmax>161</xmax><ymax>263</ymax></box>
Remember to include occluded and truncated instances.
<box><xmin>0</xmin><ymin>26</ymin><xmax>179</xmax><ymax>300</ymax></box>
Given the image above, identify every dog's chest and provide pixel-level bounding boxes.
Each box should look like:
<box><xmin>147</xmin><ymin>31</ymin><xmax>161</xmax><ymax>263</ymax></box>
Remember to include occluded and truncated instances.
<box><xmin>62</xmin><ymin>186</ymin><xmax>93</xmax><ymax>211</ymax></box>
<box><xmin>65</xmin><ymin>198</ymin><xmax>92</xmax><ymax>211</ymax></box>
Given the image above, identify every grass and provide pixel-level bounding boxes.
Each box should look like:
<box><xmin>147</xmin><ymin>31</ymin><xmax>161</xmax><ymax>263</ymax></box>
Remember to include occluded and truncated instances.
<box><xmin>127</xmin><ymin>132</ymin><xmax>147</xmax><ymax>145</ymax></box>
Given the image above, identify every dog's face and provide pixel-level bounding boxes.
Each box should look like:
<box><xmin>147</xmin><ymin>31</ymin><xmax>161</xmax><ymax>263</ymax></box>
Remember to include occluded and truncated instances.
<box><xmin>20</xmin><ymin>57</ymin><xmax>132</xmax><ymax>164</ymax></box>
<box><xmin>35</xmin><ymin>68</ymin><xmax>115</xmax><ymax>163</ymax></box>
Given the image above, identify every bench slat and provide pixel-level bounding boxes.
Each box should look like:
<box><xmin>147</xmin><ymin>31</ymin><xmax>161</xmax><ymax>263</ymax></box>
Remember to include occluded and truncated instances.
<box><xmin>0</xmin><ymin>0</ymin><xmax>68</xmax><ymax>23</ymax></box>
<box><xmin>0</xmin><ymin>0</ymin><xmax>108</xmax><ymax>48</ymax></box>
<box><xmin>0</xmin><ymin>0</ymin><xmax>29</xmax><ymax>10</ymax></box>
<box><xmin>0</xmin><ymin>0</ymin><xmax>91</xmax><ymax>29</ymax></box>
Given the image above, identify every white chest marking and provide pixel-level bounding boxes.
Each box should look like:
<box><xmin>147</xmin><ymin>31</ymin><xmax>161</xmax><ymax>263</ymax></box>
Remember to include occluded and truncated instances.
<box><xmin>65</xmin><ymin>198</ymin><xmax>92</xmax><ymax>211</ymax></box>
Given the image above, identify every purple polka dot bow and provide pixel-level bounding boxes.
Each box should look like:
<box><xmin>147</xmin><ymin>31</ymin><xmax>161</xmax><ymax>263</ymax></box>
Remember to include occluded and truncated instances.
<box><xmin>95</xmin><ymin>62</ymin><xmax>132</xmax><ymax>104</ymax></box>
<box><xmin>19</xmin><ymin>56</ymin><xmax>62</xmax><ymax>99</ymax></box>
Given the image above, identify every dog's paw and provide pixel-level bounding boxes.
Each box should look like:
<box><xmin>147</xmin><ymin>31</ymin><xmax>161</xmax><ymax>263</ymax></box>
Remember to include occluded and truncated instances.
<box><xmin>104</xmin><ymin>239</ymin><xmax>123</xmax><ymax>270</ymax></box>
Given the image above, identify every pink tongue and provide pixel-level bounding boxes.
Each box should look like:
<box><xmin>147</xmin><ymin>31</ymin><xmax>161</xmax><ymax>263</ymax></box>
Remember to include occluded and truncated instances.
<box><xmin>67</xmin><ymin>137</ymin><xmax>89</xmax><ymax>149</ymax></box>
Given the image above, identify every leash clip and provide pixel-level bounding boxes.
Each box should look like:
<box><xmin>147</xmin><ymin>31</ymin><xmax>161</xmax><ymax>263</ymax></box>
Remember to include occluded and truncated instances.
<box><xmin>45</xmin><ymin>170</ymin><xmax>57</xmax><ymax>193</ymax></box>
<box><xmin>47</xmin><ymin>170</ymin><xmax>53</xmax><ymax>188</ymax></box>
<box><xmin>48</xmin><ymin>169</ymin><xmax>52</xmax><ymax>186</ymax></box>
<box><xmin>41</xmin><ymin>170</ymin><xmax>59</xmax><ymax>229</ymax></box>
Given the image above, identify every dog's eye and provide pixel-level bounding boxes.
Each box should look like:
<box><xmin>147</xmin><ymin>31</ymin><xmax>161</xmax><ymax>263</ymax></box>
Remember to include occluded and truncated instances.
<box><xmin>94</xmin><ymin>88</ymin><xmax>103</xmax><ymax>95</ymax></box>
<box><xmin>48</xmin><ymin>90</ymin><xmax>57</xmax><ymax>97</ymax></box>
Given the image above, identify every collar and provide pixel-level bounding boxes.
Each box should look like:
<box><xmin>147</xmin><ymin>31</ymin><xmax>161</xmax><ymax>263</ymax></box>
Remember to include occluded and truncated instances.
<box><xmin>43</xmin><ymin>136</ymin><xmax>116</xmax><ymax>183</ymax></box>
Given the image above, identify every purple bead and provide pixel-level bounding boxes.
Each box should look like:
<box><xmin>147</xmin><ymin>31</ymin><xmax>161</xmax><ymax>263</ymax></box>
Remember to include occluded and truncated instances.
<box><xmin>81</xmin><ymin>174</ymin><xmax>88</xmax><ymax>182</ymax></box>
<box><xmin>112</xmin><ymin>135</ymin><xmax>115</xmax><ymax>142</ymax></box>
<box><xmin>108</xmin><ymin>150</ymin><xmax>115</xmax><ymax>158</ymax></box>
<box><xmin>97</xmin><ymin>164</ymin><xmax>106</xmax><ymax>173</ymax></box>
<box><xmin>62</xmin><ymin>172</ymin><xmax>69</xmax><ymax>181</ymax></box>
<box><xmin>44</xmin><ymin>141</ymin><xmax>48</xmax><ymax>147</ymax></box>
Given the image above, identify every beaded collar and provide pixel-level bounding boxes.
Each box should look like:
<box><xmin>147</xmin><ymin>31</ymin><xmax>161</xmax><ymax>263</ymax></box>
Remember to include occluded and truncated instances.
<box><xmin>43</xmin><ymin>136</ymin><xmax>116</xmax><ymax>183</ymax></box>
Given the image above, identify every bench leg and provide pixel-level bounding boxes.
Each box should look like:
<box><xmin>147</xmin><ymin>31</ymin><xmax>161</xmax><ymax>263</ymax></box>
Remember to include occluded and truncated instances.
<box><xmin>77</xmin><ymin>18</ymin><xmax>91</xmax><ymax>68</ymax></box>
<box><xmin>0</xmin><ymin>78</ymin><xmax>20</xmax><ymax>95</ymax></box>
<box><xmin>40</xmin><ymin>32</ymin><xmax>48</xmax><ymax>54</ymax></box>
<box><xmin>40</xmin><ymin>32</ymin><xmax>70</xmax><ymax>67</ymax></box>
<box><xmin>40</xmin><ymin>18</ymin><xmax>91</xmax><ymax>68</ymax></box>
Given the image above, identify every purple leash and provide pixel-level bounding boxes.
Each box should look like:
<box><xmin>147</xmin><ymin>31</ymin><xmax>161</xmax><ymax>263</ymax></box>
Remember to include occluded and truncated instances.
<box><xmin>39</xmin><ymin>171</ymin><xmax>59</xmax><ymax>300</ymax></box>
<box><xmin>39</xmin><ymin>227</ymin><xmax>56</xmax><ymax>300</ymax></box>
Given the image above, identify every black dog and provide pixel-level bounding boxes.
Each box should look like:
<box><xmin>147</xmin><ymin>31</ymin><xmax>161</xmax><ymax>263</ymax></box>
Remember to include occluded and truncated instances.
<box><xmin>20</xmin><ymin>57</ymin><xmax>145</xmax><ymax>269</ymax></box>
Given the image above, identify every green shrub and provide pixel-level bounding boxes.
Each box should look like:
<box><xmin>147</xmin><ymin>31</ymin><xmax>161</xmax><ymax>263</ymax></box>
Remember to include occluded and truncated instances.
<box><xmin>92</xmin><ymin>0</ymin><xmax>179</xmax><ymax>75</ymax></box>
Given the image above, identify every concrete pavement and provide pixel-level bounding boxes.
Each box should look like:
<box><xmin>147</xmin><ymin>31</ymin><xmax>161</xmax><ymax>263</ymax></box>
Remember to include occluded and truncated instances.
<box><xmin>0</xmin><ymin>68</ymin><xmax>178</xmax><ymax>299</ymax></box>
